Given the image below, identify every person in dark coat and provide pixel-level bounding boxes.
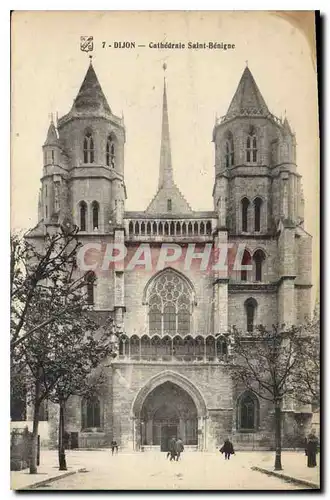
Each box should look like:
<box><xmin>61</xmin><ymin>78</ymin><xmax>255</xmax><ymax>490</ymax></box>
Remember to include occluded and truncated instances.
<box><xmin>304</xmin><ymin>437</ymin><xmax>308</xmax><ymax>456</ymax></box>
<box><xmin>111</xmin><ymin>439</ymin><xmax>118</xmax><ymax>455</ymax></box>
<box><xmin>167</xmin><ymin>437</ymin><xmax>177</xmax><ymax>461</ymax></box>
<box><xmin>175</xmin><ymin>438</ymin><xmax>184</xmax><ymax>461</ymax></box>
<box><xmin>306</xmin><ymin>431</ymin><xmax>319</xmax><ymax>468</ymax></box>
<box><xmin>220</xmin><ymin>438</ymin><xmax>235</xmax><ymax>460</ymax></box>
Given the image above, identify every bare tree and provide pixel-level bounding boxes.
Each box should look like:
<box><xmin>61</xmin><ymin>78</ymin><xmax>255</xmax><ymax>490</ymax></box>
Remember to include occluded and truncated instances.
<box><xmin>10</xmin><ymin>228</ymin><xmax>115</xmax><ymax>474</ymax></box>
<box><xmin>230</xmin><ymin>323</ymin><xmax>303</xmax><ymax>471</ymax></box>
<box><xmin>11</xmin><ymin>226</ymin><xmax>84</xmax><ymax>351</ymax></box>
<box><xmin>47</xmin><ymin>324</ymin><xmax>116</xmax><ymax>471</ymax></box>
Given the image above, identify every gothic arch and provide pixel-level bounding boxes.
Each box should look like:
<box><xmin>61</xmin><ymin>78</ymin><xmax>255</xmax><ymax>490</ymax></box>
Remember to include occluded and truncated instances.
<box><xmin>131</xmin><ymin>370</ymin><xmax>207</xmax><ymax>418</ymax></box>
<box><xmin>252</xmin><ymin>246</ymin><xmax>268</xmax><ymax>257</ymax></box>
<box><xmin>236</xmin><ymin>390</ymin><xmax>260</xmax><ymax>431</ymax></box>
<box><xmin>142</xmin><ymin>267</ymin><xmax>197</xmax><ymax>306</ymax></box>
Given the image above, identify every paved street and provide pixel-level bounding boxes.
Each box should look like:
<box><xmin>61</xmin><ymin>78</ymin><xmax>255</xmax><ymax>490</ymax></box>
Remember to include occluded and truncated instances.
<box><xmin>36</xmin><ymin>451</ymin><xmax>310</xmax><ymax>490</ymax></box>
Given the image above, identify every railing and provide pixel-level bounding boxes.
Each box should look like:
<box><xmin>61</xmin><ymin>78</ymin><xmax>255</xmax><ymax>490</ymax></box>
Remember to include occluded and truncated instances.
<box><xmin>118</xmin><ymin>334</ymin><xmax>229</xmax><ymax>362</ymax></box>
<box><xmin>125</xmin><ymin>218</ymin><xmax>215</xmax><ymax>238</ymax></box>
<box><xmin>215</xmin><ymin>111</ymin><xmax>282</xmax><ymax>126</ymax></box>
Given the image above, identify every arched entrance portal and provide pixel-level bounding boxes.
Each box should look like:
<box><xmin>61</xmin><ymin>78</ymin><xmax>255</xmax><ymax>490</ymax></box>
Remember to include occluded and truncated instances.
<box><xmin>131</xmin><ymin>371</ymin><xmax>207</xmax><ymax>451</ymax></box>
<box><xmin>140</xmin><ymin>382</ymin><xmax>198</xmax><ymax>450</ymax></box>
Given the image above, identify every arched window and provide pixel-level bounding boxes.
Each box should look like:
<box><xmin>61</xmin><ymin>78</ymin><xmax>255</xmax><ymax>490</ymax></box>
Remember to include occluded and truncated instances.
<box><xmin>254</xmin><ymin>197</ymin><xmax>262</xmax><ymax>232</ymax></box>
<box><xmin>92</xmin><ymin>201</ymin><xmax>99</xmax><ymax>230</ymax></box>
<box><xmin>130</xmin><ymin>335</ymin><xmax>140</xmax><ymax>359</ymax></box>
<box><xmin>79</xmin><ymin>201</ymin><xmax>87</xmax><ymax>231</ymax></box>
<box><xmin>241</xmin><ymin>198</ymin><xmax>250</xmax><ymax>232</ymax></box>
<box><xmin>149</xmin><ymin>295</ymin><xmax>161</xmax><ymax>335</ymax></box>
<box><xmin>246</xmin><ymin>128</ymin><xmax>257</xmax><ymax>163</ymax></box>
<box><xmin>216</xmin><ymin>337</ymin><xmax>227</xmax><ymax>357</ymax></box>
<box><xmin>85</xmin><ymin>271</ymin><xmax>96</xmax><ymax>306</ymax></box>
<box><xmin>253</xmin><ymin>250</ymin><xmax>266</xmax><ymax>282</ymax></box>
<box><xmin>164</xmin><ymin>305</ymin><xmax>176</xmax><ymax>335</ymax></box>
<box><xmin>167</xmin><ymin>199</ymin><xmax>172</xmax><ymax>212</ymax></box>
<box><xmin>106</xmin><ymin>136</ymin><xmax>116</xmax><ymax>168</ymax></box>
<box><xmin>245</xmin><ymin>298</ymin><xmax>257</xmax><ymax>333</ymax></box>
<box><xmin>225</xmin><ymin>131</ymin><xmax>234</xmax><ymax>168</ymax></box>
<box><xmin>206</xmin><ymin>336</ymin><xmax>216</xmax><ymax>360</ymax></box>
<box><xmin>241</xmin><ymin>250</ymin><xmax>251</xmax><ymax>281</ymax></box>
<box><xmin>81</xmin><ymin>396</ymin><xmax>101</xmax><ymax>429</ymax></box>
<box><xmin>162</xmin><ymin>336</ymin><xmax>172</xmax><ymax>359</ymax></box>
<box><xmin>195</xmin><ymin>336</ymin><xmax>204</xmax><ymax>359</ymax></box>
<box><xmin>147</xmin><ymin>270</ymin><xmax>193</xmax><ymax>336</ymax></box>
<box><xmin>237</xmin><ymin>391</ymin><xmax>259</xmax><ymax>431</ymax></box>
<box><xmin>83</xmin><ymin>132</ymin><xmax>94</xmax><ymax>164</ymax></box>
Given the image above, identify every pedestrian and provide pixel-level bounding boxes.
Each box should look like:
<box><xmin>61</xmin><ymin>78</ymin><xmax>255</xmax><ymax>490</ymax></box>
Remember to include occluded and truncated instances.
<box><xmin>219</xmin><ymin>437</ymin><xmax>235</xmax><ymax>460</ymax></box>
<box><xmin>306</xmin><ymin>430</ymin><xmax>319</xmax><ymax>468</ymax></box>
<box><xmin>111</xmin><ymin>439</ymin><xmax>118</xmax><ymax>455</ymax></box>
<box><xmin>167</xmin><ymin>436</ymin><xmax>177</xmax><ymax>461</ymax></box>
<box><xmin>175</xmin><ymin>437</ymin><xmax>184</xmax><ymax>461</ymax></box>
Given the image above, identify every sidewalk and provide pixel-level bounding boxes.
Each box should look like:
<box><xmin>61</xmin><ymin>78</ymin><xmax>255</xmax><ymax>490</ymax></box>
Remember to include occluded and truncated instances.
<box><xmin>251</xmin><ymin>451</ymin><xmax>320</xmax><ymax>489</ymax></box>
<box><xmin>10</xmin><ymin>450</ymin><xmax>87</xmax><ymax>490</ymax></box>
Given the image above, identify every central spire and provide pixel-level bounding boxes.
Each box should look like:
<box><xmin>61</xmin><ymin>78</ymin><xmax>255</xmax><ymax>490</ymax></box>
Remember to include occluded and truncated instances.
<box><xmin>145</xmin><ymin>65</ymin><xmax>192</xmax><ymax>214</ymax></box>
<box><xmin>158</xmin><ymin>69</ymin><xmax>174</xmax><ymax>189</ymax></box>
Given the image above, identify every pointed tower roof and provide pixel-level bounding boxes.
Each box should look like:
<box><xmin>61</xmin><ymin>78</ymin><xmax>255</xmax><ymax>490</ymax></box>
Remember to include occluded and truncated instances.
<box><xmin>43</xmin><ymin>117</ymin><xmax>59</xmax><ymax>146</ymax></box>
<box><xmin>158</xmin><ymin>77</ymin><xmax>174</xmax><ymax>189</ymax></box>
<box><xmin>70</xmin><ymin>59</ymin><xmax>111</xmax><ymax>115</ymax></box>
<box><xmin>225</xmin><ymin>66</ymin><xmax>270</xmax><ymax>120</ymax></box>
<box><xmin>283</xmin><ymin>116</ymin><xmax>293</xmax><ymax>134</ymax></box>
<box><xmin>146</xmin><ymin>71</ymin><xmax>192</xmax><ymax>214</ymax></box>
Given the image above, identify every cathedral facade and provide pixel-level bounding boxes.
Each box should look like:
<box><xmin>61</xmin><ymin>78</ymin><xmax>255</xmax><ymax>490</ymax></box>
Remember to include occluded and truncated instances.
<box><xmin>27</xmin><ymin>61</ymin><xmax>313</xmax><ymax>451</ymax></box>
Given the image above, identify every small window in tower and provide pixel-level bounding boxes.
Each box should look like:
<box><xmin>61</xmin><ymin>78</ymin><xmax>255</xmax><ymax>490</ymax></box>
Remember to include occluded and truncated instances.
<box><xmin>241</xmin><ymin>250</ymin><xmax>252</xmax><ymax>282</ymax></box>
<box><xmin>45</xmin><ymin>185</ymin><xmax>47</xmax><ymax>198</ymax></box>
<box><xmin>254</xmin><ymin>197</ymin><xmax>263</xmax><ymax>232</ymax></box>
<box><xmin>106</xmin><ymin>136</ymin><xmax>116</xmax><ymax>168</ymax></box>
<box><xmin>92</xmin><ymin>201</ymin><xmax>99</xmax><ymax>230</ymax></box>
<box><xmin>241</xmin><ymin>197</ymin><xmax>250</xmax><ymax>232</ymax></box>
<box><xmin>245</xmin><ymin>298</ymin><xmax>257</xmax><ymax>333</ymax></box>
<box><xmin>167</xmin><ymin>199</ymin><xmax>172</xmax><ymax>212</ymax></box>
<box><xmin>246</xmin><ymin>128</ymin><xmax>257</xmax><ymax>164</ymax></box>
<box><xmin>253</xmin><ymin>250</ymin><xmax>266</xmax><ymax>282</ymax></box>
<box><xmin>51</xmin><ymin>150</ymin><xmax>55</xmax><ymax>163</ymax></box>
<box><xmin>225</xmin><ymin>131</ymin><xmax>234</xmax><ymax>168</ymax></box>
<box><xmin>45</xmin><ymin>205</ymin><xmax>48</xmax><ymax>218</ymax></box>
<box><xmin>79</xmin><ymin>201</ymin><xmax>87</xmax><ymax>231</ymax></box>
<box><xmin>83</xmin><ymin>132</ymin><xmax>94</xmax><ymax>164</ymax></box>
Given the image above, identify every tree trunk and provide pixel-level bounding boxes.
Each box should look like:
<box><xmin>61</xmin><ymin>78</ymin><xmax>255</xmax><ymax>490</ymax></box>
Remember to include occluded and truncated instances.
<box><xmin>58</xmin><ymin>400</ymin><xmax>67</xmax><ymax>471</ymax></box>
<box><xmin>29</xmin><ymin>382</ymin><xmax>40</xmax><ymax>474</ymax></box>
<box><xmin>274</xmin><ymin>399</ymin><xmax>282</xmax><ymax>470</ymax></box>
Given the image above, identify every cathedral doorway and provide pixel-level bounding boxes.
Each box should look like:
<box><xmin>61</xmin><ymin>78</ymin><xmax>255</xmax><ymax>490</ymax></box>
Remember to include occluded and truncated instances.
<box><xmin>139</xmin><ymin>381</ymin><xmax>198</xmax><ymax>450</ymax></box>
<box><xmin>132</xmin><ymin>370</ymin><xmax>207</xmax><ymax>451</ymax></box>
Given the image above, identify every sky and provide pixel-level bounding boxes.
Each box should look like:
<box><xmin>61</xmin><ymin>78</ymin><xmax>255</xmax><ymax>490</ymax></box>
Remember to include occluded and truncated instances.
<box><xmin>11</xmin><ymin>11</ymin><xmax>319</xmax><ymax>305</ymax></box>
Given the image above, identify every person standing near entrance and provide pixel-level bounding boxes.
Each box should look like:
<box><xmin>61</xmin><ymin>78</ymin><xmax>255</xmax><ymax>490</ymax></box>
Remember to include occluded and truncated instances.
<box><xmin>220</xmin><ymin>438</ymin><xmax>235</xmax><ymax>460</ymax></box>
<box><xmin>168</xmin><ymin>437</ymin><xmax>177</xmax><ymax>461</ymax></box>
<box><xmin>175</xmin><ymin>437</ymin><xmax>184</xmax><ymax>461</ymax></box>
<box><xmin>111</xmin><ymin>439</ymin><xmax>118</xmax><ymax>455</ymax></box>
<box><xmin>306</xmin><ymin>430</ymin><xmax>319</xmax><ymax>468</ymax></box>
